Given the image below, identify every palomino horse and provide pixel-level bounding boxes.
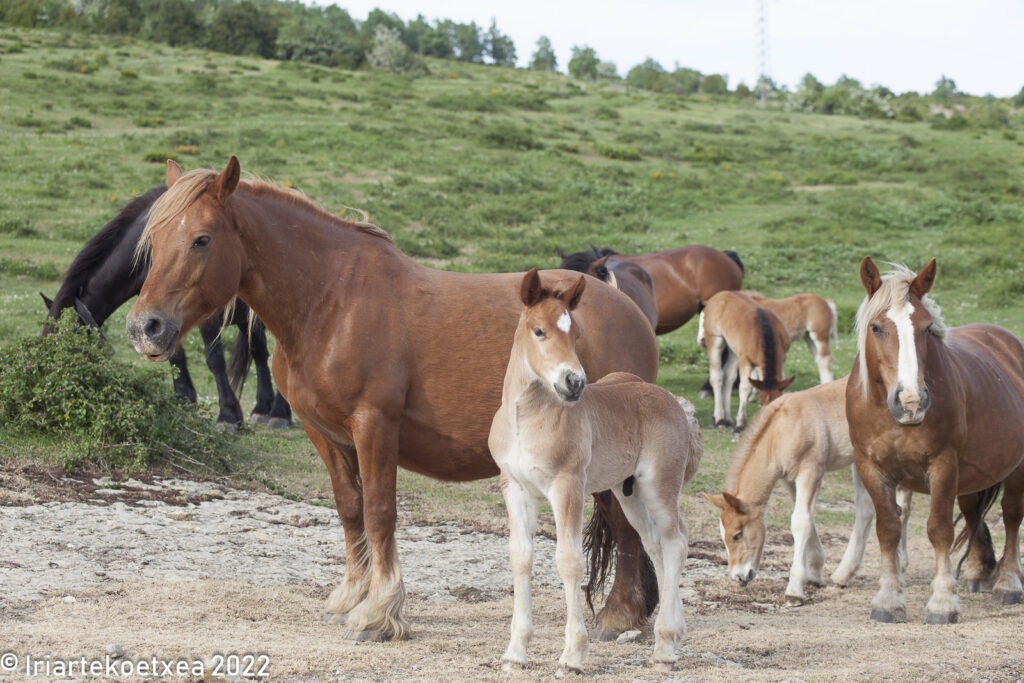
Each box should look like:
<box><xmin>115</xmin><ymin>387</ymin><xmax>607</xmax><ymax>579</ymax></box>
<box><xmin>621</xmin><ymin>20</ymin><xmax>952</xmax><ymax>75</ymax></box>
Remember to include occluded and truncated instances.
<box><xmin>42</xmin><ymin>186</ymin><xmax>290</xmax><ymax>430</ymax></box>
<box><xmin>559</xmin><ymin>245</ymin><xmax>744</xmax><ymax>334</ymax></box>
<box><xmin>127</xmin><ymin>158</ymin><xmax>661</xmax><ymax>641</ymax></box>
<box><xmin>489</xmin><ymin>269</ymin><xmax>701</xmax><ymax>673</ymax></box>
<box><xmin>740</xmin><ymin>292</ymin><xmax>837</xmax><ymax>384</ymax></box>
<box><xmin>847</xmin><ymin>257</ymin><xmax>1024</xmax><ymax>623</ymax></box>
<box><xmin>701</xmin><ymin>291</ymin><xmax>794</xmax><ymax>431</ymax></box>
<box><xmin>704</xmin><ymin>377</ymin><xmax>917</xmax><ymax>605</ymax></box>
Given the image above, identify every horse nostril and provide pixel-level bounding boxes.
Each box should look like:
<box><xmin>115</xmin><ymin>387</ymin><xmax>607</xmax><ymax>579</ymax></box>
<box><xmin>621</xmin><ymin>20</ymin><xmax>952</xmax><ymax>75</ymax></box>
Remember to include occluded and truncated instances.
<box><xmin>143</xmin><ymin>316</ymin><xmax>164</xmax><ymax>340</ymax></box>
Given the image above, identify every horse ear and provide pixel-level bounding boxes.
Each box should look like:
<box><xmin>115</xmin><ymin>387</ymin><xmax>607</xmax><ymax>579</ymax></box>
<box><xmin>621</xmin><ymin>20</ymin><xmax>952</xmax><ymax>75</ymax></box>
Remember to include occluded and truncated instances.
<box><xmin>860</xmin><ymin>256</ymin><xmax>882</xmax><ymax>297</ymax></box>
<box><xmin>166</xmin><ymin>159</ymin><xmax>184</xmax><ymax>187</ymax></box>
<box><xmin>910</xmin><ymin>258</ymin><xmax>937</xmax><ymax>298</ymax></box>
<box><xmin>210</xmin><ymin>155</ymin><xmax>241</xmax><ymax>202</ymax></box>
<box><xmin>722</xmin><ymin>492</ymin><xmax>749</xmax><ymax>515</ymax></box>
<box><xmin>701</xmin><ymin>492</ymin><xmax>726</xmax><ymax>509</ymax></box>
<box><xmin>562</xmin><ymin>274</ymin><xmax>586</xmax><ymax>310</ymax></box>
<box><xmin>520</xmin><ymin>268</ymin><xmax>543</xmax><ymax>307</ymax></box>
<box><xmin>778</xmin><ymin>375</ymin><xmax>796</xmax><ymax>391</ymax></box>
<box><xmin>40</xmin><ymin>292</ymin><xmax>54</xmax><ymax>311</ymax></box>
<box><xmin>749</xmin><ymin>378</ymin><xmax>764</xmax><ymax>390</ymax></box>
<box><xmin>74</xmin><ymin>298</ymin><xmax>100</xmax><ymax>329</ymax></box>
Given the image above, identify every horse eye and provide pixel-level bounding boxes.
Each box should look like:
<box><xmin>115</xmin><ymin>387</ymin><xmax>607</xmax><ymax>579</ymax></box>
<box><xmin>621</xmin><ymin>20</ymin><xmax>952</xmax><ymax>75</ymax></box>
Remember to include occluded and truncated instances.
<box><xmin>733</xmin><ymin>530</ymin><xmax>743</xmax><ymax>541</ymax></box>
<box><xmin>870</xmin><ymin>322</ymin><xmax>882</xmax><ymax>336</ymax></box>
<box><xmin>191</xmin><ymin>235</ymin><xmax>211</xmax><ymax>249</ymax></box>
<box><xmin>533</xmin><ymin>327</ymin><xmax>545</xmax><ymax>338</ymax></box>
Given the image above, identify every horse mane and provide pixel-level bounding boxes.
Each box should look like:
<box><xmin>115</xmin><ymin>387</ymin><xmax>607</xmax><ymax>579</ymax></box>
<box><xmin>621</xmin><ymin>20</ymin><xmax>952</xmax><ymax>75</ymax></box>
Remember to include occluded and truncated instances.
<box><xmin>756</xmin><ymin>307</ymin><xmax>779</xmax><ymax>390</ymax></box>
<box><xmin>724</xmin><ymin>400</ymin><xmax>776</xmax><ymax>493</ymax></box>
<box><xmin>134</xmin><ymin>168</ymin><xmax>391</xmax><ymax>267</ymax></box>
<box><xmin>724</xmin><ymin>249</ymin><xmax>745</xmax><ymax>274</ymax></box>
<box><xmin>559</xmin><ymin>246</ymin><xmax>618</xmax><ymax>273</ymax></box>
<box><xmin>54</xmin><ymin>186</ymin><xmax>165</xmax><ymax>309</ymax></box>
<box><xmin>854</xmin><ymin>264</ymin><xmax>949</xmax><ymax>395</ymax></box>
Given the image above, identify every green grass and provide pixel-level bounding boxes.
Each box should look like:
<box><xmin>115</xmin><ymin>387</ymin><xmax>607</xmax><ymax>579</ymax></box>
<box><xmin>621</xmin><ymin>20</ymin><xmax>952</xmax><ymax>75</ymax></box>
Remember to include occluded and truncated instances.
<box><xmin>2</xmin><ymin>27</ymin><xmax>1024</xmax><ymax>524</ymax></box>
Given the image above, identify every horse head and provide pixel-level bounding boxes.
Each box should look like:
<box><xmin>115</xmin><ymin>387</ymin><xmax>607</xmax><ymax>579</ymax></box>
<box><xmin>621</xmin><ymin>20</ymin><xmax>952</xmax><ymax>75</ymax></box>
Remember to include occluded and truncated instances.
<box><xmin>127</xmin><ymin>157</ymin><xmax>244</xmax><ymax>361</ymax></box>
<box><xmin>857</xmin><ymin>256</ymin><xmax>941</xmax><ymax>425</ymax></box>
<box><xmin>702</xmin><ymin>491</ymin><xmax>766</xmax><ymax>586</ymax></box>
<box><xmin>517</xmin><ymin>268</ymin><xmax>587</xmax><ymax>402</ymax></box>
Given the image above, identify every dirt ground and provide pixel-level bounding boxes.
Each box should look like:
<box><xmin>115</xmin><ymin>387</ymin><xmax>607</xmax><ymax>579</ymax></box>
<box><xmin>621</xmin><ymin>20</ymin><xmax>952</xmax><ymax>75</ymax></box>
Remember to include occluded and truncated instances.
<box><xmin>1</xmin><ymin>465</ymin><xmax>1023</xmax><ymax>682</ymax></box>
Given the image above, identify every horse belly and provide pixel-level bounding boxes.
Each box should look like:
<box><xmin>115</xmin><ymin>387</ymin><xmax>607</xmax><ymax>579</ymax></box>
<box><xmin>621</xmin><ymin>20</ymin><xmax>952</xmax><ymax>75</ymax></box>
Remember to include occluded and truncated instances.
<box><xmin>397</xmin><ymin>418</ymin><xmax>499</xmax><ymax>482</ymax></box>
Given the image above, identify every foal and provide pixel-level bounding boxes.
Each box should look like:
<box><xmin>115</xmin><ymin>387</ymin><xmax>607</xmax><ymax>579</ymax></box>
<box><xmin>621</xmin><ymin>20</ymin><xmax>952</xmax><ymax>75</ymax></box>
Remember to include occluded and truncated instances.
<box><xmin>701</xmin><ymin>291</ymin><xmax>794</xmax><ymax>431</ymax></box>
<box><xmin>489</xmin><ymin>269</ymin><xmax>702</xmax><ymax>673</ymax></box>
<box><xmin>746</xmin><ymin>292</ymin><xmax>838</xmax><ymax>384</ymax></box>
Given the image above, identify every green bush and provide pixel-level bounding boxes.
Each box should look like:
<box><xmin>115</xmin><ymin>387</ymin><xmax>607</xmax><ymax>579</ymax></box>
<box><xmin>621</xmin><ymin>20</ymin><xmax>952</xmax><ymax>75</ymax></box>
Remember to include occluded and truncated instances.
<box><xmin>595</xmin><ymin>143</ymin><xmax>641</xmax><ymax>161</ymax></box>
<box><xmin>0</xmin><ymin>311</ymin><xmax>229</xmax><ymax>472</ymax></box>
<box><xmin>480</xmin><ymin>122</ymin><xmax>543</xmax><ymax>151</ymax></box>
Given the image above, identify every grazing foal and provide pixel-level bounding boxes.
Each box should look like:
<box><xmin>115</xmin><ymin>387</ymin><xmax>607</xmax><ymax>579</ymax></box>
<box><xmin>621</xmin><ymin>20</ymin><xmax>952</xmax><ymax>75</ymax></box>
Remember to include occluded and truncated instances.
<box><xmin>746</xmin><ymin>292</ymin><xmax>838</xmax><ymax>384</ymax></box>
<box><xmin>489</xmin><ymin>269</ymin><xmax>702</xmax><ymax>673</ymax></box>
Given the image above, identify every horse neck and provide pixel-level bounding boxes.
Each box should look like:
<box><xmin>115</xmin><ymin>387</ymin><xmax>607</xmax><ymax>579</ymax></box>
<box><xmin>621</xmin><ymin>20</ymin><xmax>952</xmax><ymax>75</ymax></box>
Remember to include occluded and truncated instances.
<box><xmin>729</xmin><ymin>425</ymin><xmax>783</xmax><ymax>507</ymax></box>
<box><xmin>55</xmin><ymin>226</ymin><xmax>147</xmax><ymax>326</ymax></box>
<box><xmin>228</xmin><ymin>189</ymin><xmax>411</xmax><ymax>350</ymax></box>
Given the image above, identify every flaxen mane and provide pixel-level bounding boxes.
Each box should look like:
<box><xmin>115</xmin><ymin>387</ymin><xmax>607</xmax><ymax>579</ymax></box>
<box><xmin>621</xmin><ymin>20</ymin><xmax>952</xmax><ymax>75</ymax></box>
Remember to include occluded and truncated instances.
<box><xmin>854</xmin><ymin>264</ymin><xmax>948</xmax><ymax>395</ymax></box>
<box><xmin>724</xmin><ymin>400</ymin><xmax>777</xmax><ymax>492</ymax></box>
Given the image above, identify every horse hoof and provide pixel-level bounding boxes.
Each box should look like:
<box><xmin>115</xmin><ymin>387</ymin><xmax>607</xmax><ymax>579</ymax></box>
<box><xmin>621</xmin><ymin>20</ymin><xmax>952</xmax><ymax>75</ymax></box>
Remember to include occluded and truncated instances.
<box><xmin>653</xmin><ymin>660</ymin><xmax>675</xmax><ymax>673</ymax></box>
<box><xmin>870</xmin><ymin>608</ymin><xmax>906</xmax><ymax>623</ymax></box>
<box><xmin>322</xmin><ymin>612</ymin><xmax>345</xmax><ymax>624</ymax></box>
<box><xmin>215</xmin><ymin>421</ymin><xmax>240</xmax><ymax>435</ymax></box>
<box><xmin>923</xmin><ymin>612</ymin><xmax>959</xmax><ymax>625</ymax></box>
<box><xmin>697</xmin><ymin>389</ymin><xmax>712</xmax><ymax>400</ymax></box>
<box><xmin>249</xmin><ymin>413</ymin><xmax>270</xmax><ymax>425</ymax></box>
<box><xmin>501</xmin><ymin>659</ymin><xmax>527</xmax><ymax>672</ymax></box>
<box><xmin>343</xmin><ymin>628</ymin><xmax>389</xmax><ymax>642</ymax></box>
<box><xmin>784</xmin><ymin>594</ymin><xmax>806</xmax><ymax>607</ymax></box>
<box><xmin>592</xmin><ymin>626</ymin><xmax>620</xmax><ymax>642</ymax></box>
<box><xmin>556</xmin><ymin>663</ymin><xmax>584</xmax><ymax>677</ymax></box>
<box><xmin>267</xmin><ymin>417</ymin><xmax>291</xmax><ymax>430</ymax></box>
<box><xmin>714</xmin><ymin>419</ymin><xmax>733</xmax><ymax>429</ymax></box>
<box><xmin>992</xmin><ymin>589</ymin><xmax>1023</xmax><ymax>605</ymax></box>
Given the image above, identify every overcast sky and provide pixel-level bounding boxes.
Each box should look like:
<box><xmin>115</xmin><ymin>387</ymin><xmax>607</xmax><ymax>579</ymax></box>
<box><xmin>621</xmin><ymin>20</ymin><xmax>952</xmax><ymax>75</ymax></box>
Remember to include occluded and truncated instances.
<box><xmin>331</xmin><ymin>0</ymin><xmax>1024</xmax><ymax>97</ymax></box>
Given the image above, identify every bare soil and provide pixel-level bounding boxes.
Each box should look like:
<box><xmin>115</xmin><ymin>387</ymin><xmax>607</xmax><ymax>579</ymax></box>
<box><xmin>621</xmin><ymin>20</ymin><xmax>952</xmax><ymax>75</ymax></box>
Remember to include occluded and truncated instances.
<box><xmin>1</xmin><ymin>464</ymin><xmax>1022</xmax><ymax>682</ymax></box>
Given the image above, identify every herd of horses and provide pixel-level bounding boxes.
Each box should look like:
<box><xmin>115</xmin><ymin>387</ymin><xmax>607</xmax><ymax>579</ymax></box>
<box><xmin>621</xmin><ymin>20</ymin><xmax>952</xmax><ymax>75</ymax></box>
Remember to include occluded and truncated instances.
<box><xmin>44</xmin><ymin>156</ymin><xmax>1024</xmax><ymax>672</ymax></box>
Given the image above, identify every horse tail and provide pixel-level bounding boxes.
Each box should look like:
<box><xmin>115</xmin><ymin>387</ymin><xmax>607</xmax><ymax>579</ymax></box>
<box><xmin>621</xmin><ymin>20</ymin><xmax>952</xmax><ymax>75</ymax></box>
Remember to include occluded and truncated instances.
<box><xmin>953</xmin><ymin>483</ymin><xmax>1001</xmax><ymax>578</ymax></box>
<box><xmin>675</xmin><ymin>395</ymin><xmax>704</xmax><ymax>485</ymax></box>
<box><xmin>757</xmin><ymin>307</ymin><xmax>778</xmax><ymax>388</ymax></box>
<box><xmin>724</xmin><ymin>249</ymin><xmax>745</xmax><ymax>275</ymax></box>
<box><xmin>583</xmin><ymin>492</ymin><xmax>658</xmax><ymax>618</ymax></box>
<box><xmin>827</xmin><ymin>300</ymin><xmax>839</xmax><ymax>345</ymax></box>
<box><xmin>228</xmin><ymin>320</ymin><xmax>253</xmax><ymax>397</ymax></box>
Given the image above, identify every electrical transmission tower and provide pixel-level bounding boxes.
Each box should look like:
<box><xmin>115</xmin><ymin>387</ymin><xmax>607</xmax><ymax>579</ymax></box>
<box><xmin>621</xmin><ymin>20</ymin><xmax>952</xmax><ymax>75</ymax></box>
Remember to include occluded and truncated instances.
<box><xmin>756</xmin><ymin>0</ymin><xmax>770</xmax><ymax>108</ymax></box>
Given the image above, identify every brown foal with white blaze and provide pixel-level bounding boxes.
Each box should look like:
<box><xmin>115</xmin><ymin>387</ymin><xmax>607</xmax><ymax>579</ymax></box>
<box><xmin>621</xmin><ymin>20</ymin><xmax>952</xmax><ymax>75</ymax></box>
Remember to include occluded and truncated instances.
<box><xmin>489</xmin><ymin>269</ymin><xmax>701</xmax><ymax>673</ymax></box>
<box><xmin>848</xmin><ymin>257</ymin><xmax>1024</xmax><ymax>624</ymax></box>
<box><xmin>703</xmin><ymin>377</ymin><xmax>914</xmax><ymax>605</ymax></box>
<box><xmin>701</xmin><ymin>291</ymin><xmax>794</xmax><ymax>431</ymax></box>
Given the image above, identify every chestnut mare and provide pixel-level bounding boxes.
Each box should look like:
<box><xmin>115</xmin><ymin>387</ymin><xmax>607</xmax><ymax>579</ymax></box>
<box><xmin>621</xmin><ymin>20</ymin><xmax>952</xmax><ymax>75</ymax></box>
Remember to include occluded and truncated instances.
<box><xmin>489</xmin><ymin>269</ymin><xmax>701</xmax><ymax>673</ymax></box>
<box><xmin>704</xmin><ymin>377</ymin><xmax>915</xmax><ymax>605</ymax></box>
<box><xmin>701</xmin><ymin>291</ymin><xmax>794</xmax><ymax>432</ymax></box>
<box><xmin>847</xmin><ymin>257</ymin><xmax>1024</xmax><ymax>624</ymax></box>
<box><xmin>559</xmin><ymin>245</ymin><xmax>744</xmax><ymax>334</ymax></box>
<box><xmin>126</xmin><ymin>158</ymin><xmax>660</xmax><ymax>642</ymax></box>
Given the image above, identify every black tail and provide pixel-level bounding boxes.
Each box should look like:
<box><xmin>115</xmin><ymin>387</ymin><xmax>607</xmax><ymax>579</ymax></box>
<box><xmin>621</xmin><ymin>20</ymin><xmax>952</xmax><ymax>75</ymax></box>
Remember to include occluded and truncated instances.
<box><xmin>583</xmin><ymin>491</ymin><xmax>658</xmax><ymax>618</ymax></box>
<box><xmin>228</xmin><ymin>321</ymin><xmax>253</xmax><ymax>397</ymax></box>
<box><xmin>756</xmin><ymin>308</ymin><xmax>778</xmax><ymax>390</ymax></box>
<box><xmin>953</xmin><ymin>484</ymin><xmax>1001</xmax><ymax>578</ymax></box>
<box><xmin>724</xmin><ymin>249</ymin><xmax>744</xmax><ymax>274</ymax></box>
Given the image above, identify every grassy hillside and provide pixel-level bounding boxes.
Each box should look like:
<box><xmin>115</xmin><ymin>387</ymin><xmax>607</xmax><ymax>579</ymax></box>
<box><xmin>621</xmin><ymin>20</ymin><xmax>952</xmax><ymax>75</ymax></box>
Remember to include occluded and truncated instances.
<box><xmin>2</xmin><ymin>26</ymin><xmax>1024</xmax><ymax>508</ymax></box>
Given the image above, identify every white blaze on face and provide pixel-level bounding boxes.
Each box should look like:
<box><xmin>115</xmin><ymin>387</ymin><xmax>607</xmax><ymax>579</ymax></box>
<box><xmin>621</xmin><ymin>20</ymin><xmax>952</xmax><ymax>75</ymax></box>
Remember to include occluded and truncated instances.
<box><xmin>557</xmin><ymin>309</ymin><xmax>571</xmax><ymax>333</ymax></box>
<box><xmin>719</xmin><ymin>520</ymin><xmax>729</xmax><ymax>560</ymax></box>
<box><xmin>886</xmin><ymin>300</ymin><xmax>920</xmax><ymax>398</ymax></box>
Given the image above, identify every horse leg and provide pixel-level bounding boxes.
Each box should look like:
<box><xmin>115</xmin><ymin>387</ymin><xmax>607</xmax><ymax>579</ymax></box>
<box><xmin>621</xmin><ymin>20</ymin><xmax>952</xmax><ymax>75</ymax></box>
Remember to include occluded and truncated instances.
<box><xmin>247</xmin><ymin>321</ymin><xmax>275</xmax><ymax>424</ymax></box>
<box><xmin>500</xmin><ymin>475</ymin><xmax>539</xmax><ymax>670</ymax></box>
<box><xmin>267</xmin><ymin>391</ymin><xmax>292</xmax><ymax>429</ymax></box>
<box><xmin>957</xmin><ymin>491</ymin><xmax>998</xmax><ymax>593</ymax></box>
<box><xmin>550</xmin><ymin>477</ymin><xmax>588</xmax><ymax>674</ymax></box>
<box><xmin>697</xmin><ymin>312</ymin><xmax>714</xmax><ymax>400</ymax></box>
<box><xmin>805</xmin><ymin>332</ymin><xmax>834</xmax><ymax>384</ymax></box>
<box><xmin>198</xmin><ymin>319</ymin><xmax>244</xmax><ymax>433</ymax></box>
<box><xmin>707</xmin><ymin>336</ymin><xmax>731</xmax><ymax>428</ymax></box>
<box><xmin>168</xmin><ymin>345</ymin><xmax>198</xmax><ymax>404</ymax></box>
<box><xmin>923</xmin><ymin>458</ymin><xmax>960</xmax><ymax>624</ymax></box>
<box><xmin>343</xmin><ymin>411</ymin><xmax>409</xmax><ymax>640</ymax></box>
<box><xmin>897</xmin><ymin>487</ymin><xmax>913</xmax><ymax>575</ymax></box>
<box><xmin>992</xmin><ymin>469</ymin><xmax>1024</xmax><ymax>604</ymax></box>
<box><xmin>592</xmin><ymin>495</ymin><xmax>658</xmax><ymax>641</ymax></box>
<box><xmin>786</xmin><ymin>469</ymin><xmax>825</xmax><ymax>605</ymax></box>
<box><xmin>733</xmin><ymin>358</ymin><xmax>752</xmax><ymax>434</ymax></box>
<box><xmin>305</xmin><ymin>428</ymin><xmax>371</xmax><ymax>623</ymax></box>
<box><xmin>856</xmin><ymin>454</ymin><xmax>906</xmax><ymax>622</ymax></box>
<box><xmin>832</xmin><ymin>464</ymin><xmax>874</xmax><ymax>586</ymax></box>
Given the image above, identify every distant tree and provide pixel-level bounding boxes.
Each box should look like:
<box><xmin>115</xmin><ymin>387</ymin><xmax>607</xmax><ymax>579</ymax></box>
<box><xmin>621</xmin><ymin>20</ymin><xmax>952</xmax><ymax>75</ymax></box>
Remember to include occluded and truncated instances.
<box><xmin>734</xmin><ymin>82</ymin><xmax>753</xmax><ymax>99</ymax></box>
<box><xmin>361</xmin><ymin>8</ymin><xmax>404</xmax><ymax>41</ymax></box>
<box><xmin>485</xmin><ymin>19</ymin><xmax>516</xmax><ymax>66</ymax></box>
<box><xmin>933</xmin><ymin>75</ymin><xmax>958</xmax><ymax>103</ymax></box>
<box><xmin>530</xmin><ymin>35</ymin><xmax>556</xmax><ymax>71</ymax></box>
<box><xmin>145</xmin><ymin>0</ymin><xmax>200</xmax><ymax>46</ymax></box>
<box><xmin>668</xmin><ymin>66</ymin><xmax>702</xmax><ymax>94</ymax></box>
<box><xmin>1014</xmin><ymin>84</ymin><xmax>1024</xmax><ymax>107</ymax></box>
<box><xmin>801</xmin><ymin>72</ymin><xmax>824</xmax><ymax>94</ymax></box>
<box><xmin>453</xmin><ymin>21</ymin><xmax>484</xmax><ymax>63</ymax></box>
<box><xmin>626</xmin><ymin>58</ymin><xmax>665</xmax><ymax>90</ymax></box>
<box><xmin>597</xmin><ymin>60</ymin><xmax>618</xmax><ymax>80</ymax></box>
<box><xmin>93</xmin><ymin>0</ymin><xmax>142</xmax><ymax>35</ymax></box>
<box><xmin>367</xmin><ymin>25</ymin><xmax>426</xmax><ymax>74</ymax></box>
<box><xmin>0</xmin><ymin>0</ymin><xmax>70</xmax><ymax>28</ymax></box>
<box><xmin>699</xmin><ymin>73</ymin><xmax>728</xmax><ymax>94</ymax></box>
<box><xmin>568</xmin><ymin>44</ymin><xmax>599</xmax><ymax>80</ymax></box>
<box><xmin>207</xmin><ymin>1</ymin><xmax>278</xmax><ymax>57</ymax></box>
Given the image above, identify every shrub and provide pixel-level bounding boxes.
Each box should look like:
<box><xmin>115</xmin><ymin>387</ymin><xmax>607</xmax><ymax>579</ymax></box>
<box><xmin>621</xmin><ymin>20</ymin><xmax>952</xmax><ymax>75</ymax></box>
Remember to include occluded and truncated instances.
<box><xmin>0</xmin><ymin>311</ymin><xmax>229</xmax><ymax>472</ymax></box>
<box><xmin>119</xmin><ymin>68</ymin><xmax>138</xmax><ymax>78</ymax></box>
<box><xmin>143</xmin><ymin>149</ymin><xmax>177</xmax><ymax>162</ymax></box>
<box><xmin>480</xmin><ymin>122</ymin><xmax>543</xmax><ymax>151</ymax></box>
<box><xmin>69</xmin><ymin>115</ymin><xmax>92</xmax><ymax>128</ymax></box>
<box><xmin>595</xmin><ymin>143</ymin><xmax>641</xmax><ymax>161</ymax></box>
<box><xmin>0</xmin><ymin>217</ymin><xmax>39</xmax><ymax>237</ymax></box>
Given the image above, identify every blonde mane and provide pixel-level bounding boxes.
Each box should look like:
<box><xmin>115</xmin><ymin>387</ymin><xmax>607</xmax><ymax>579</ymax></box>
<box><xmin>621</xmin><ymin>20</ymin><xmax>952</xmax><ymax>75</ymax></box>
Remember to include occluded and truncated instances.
<box><xmin>133</xmin><ymin>168</ymin><xmax>392</xmax><ymax>267</ymax></box>
<box><xmin>854</xmin><ymin>263</ymin><xmax>948</xmax><ymax>394</ymax></box>
<box><xmin>724</xmin><ymin>402</ymin><xmax>777</xmax><ymax>493</ymax></box>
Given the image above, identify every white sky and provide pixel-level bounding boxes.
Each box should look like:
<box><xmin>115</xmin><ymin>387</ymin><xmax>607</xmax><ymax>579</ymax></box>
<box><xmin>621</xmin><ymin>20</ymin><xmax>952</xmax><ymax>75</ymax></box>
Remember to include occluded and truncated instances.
<box><xmin>328</xmin><ymin>0</ymin><xmax>1024</xmax><ymax>97</ymax></box>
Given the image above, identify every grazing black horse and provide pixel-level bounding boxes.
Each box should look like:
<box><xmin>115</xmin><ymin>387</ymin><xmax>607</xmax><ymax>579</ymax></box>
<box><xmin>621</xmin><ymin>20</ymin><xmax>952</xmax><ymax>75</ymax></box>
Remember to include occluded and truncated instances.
<box><xmin>43</xmin><ymin>186</ymin><xmax>291</xmax><ymax>431</ymax></box>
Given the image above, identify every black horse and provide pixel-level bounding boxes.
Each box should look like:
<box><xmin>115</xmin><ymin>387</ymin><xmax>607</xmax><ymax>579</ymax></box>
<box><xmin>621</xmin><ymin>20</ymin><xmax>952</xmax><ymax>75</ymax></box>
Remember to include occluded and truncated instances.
<box><xmin>43</xmin><ymin>186</ymin><xmax>291</xmax><ymax>431</ymax></box>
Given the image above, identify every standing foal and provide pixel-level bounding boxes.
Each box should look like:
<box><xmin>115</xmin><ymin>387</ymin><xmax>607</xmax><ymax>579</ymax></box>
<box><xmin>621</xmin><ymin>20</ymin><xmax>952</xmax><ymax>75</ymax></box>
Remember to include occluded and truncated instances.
<box><xmin>489</xmin><ymin>269</ymin><xmax>702</xmax><ymax>674</ymax></box>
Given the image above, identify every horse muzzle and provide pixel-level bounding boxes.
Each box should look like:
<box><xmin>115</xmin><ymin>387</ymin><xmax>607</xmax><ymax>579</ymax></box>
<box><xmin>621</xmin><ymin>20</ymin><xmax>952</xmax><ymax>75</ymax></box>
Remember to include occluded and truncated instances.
<box><xmin>888</xmin><ymin>385</ymin><xmax>931</xmax><ymax>425</ymax></box>
<box><xmin>732</xmin><ymin>566</ymin><xmax>756</xmax><ymax>586</ymax></box>
<box><xmin>126</xmin><ymin>311</ymin><xmax>181</xmax><ymax>362</ymax></box>
<box><xmin>554</xmin><ymin>370</ymin><xmax>587</xmax><ymax>403</ymax></box>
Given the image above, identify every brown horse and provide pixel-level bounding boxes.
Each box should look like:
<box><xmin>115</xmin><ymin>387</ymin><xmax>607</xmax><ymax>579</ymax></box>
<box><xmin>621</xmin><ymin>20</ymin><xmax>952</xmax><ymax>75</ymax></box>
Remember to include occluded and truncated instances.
<box><xmin>588</xmin><ymin>255</ymin><xmax>659</xmax><ymax>330</ymax></box>
<box><xmin>746</xmin><ymin>292</ymin><xmax>838</xmax><ymax>384</ymax></box>
<box><xmin>847</xmin><ymin>257</ymin><xmax>1024</xmax><ymax>624</ymax></box>
<box><xmin>126</xmin><ymin>158</ymin><xmax>660</xmax><ymax>642</ymax></box>
<box><xmin>701</xmin><ymin>291</ymin><xmax>794</xmax><ymax>432</ymax></box>
<box><xmin>559</xmin><ymin>246</ymin><xmax>743</xmax><ymax>334</ymax></box>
